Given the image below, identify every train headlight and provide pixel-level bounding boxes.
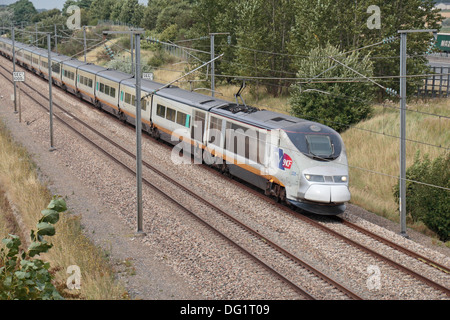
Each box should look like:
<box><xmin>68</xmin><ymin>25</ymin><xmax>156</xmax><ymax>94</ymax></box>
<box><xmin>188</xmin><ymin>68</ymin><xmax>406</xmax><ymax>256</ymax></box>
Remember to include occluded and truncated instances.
<box><xmin>304</xmin><ymin>174</ymin><xmax>325</xmax><ymax>182</ymax></box>
<box><xmin>333</xmin><ymin>175</ymin><xmax>348</xmax><ymax>183</ymax></box>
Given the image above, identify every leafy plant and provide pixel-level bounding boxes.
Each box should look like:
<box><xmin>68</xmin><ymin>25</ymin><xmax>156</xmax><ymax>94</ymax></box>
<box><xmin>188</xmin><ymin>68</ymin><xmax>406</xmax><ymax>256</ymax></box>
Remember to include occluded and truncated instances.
<box><xmin>0</xmin><ymin>197</ymin><xmax>67</xmax><ymax>300</ymax></box>
<box><xmin>289</xmin><ymin>43</ymin><xmax>375</xmax><ymax>132</ymax></box>
<box><xmin>393</xmin><ymin>152</ymin><xmax>450</xmax><ymax>242</ymax></box>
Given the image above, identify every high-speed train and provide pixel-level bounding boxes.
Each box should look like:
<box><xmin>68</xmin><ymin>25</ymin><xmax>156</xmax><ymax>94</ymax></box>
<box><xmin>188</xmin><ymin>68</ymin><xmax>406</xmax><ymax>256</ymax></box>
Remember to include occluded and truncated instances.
<box><xmin>0</xmin><ymin>36</ymin><xmax>350</xmax><ymax>215</ymax></box>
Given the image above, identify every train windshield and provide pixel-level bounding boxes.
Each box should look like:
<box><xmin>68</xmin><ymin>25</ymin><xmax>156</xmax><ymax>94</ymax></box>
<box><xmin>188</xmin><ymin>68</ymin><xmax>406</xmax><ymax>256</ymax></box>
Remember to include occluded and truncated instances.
<box><xmin>283</xmin><ymin>123</ymin><xmax>342</xmax><ymax>161</ymax></box>
<box><xmin>305</xmin><ymin>135</ymin><xmax>333</xmax><ymax>158</ymax></box>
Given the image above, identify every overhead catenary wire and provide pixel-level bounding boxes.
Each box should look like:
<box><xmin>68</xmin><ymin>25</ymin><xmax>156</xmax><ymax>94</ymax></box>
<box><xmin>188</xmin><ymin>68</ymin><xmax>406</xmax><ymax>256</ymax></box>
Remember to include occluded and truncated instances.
<box><xmin>4</xmin><ymin>30</ymin><xmax>448</xmax><ymax>192</ymax></box>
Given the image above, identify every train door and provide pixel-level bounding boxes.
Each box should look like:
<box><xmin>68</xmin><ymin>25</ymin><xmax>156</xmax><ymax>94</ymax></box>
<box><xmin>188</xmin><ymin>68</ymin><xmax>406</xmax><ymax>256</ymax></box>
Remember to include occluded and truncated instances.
<box><xmin>191</xmin><ymin>110</ymin><xmax>206</xmax><ymax>146</ymax></box>
<box><xmin>191</xmin><ymin>110</ymin><xmax>206</xmax><ymax>161</ymax></box>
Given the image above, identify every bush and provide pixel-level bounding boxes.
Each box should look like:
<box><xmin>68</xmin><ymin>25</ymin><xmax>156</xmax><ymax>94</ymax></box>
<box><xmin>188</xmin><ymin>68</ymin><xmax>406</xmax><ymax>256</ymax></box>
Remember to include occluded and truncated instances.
<box><xmin>393</xmin><ymin>152</ymin><xmax>450</xmax><ymax>241</ymax></box>
<box><xmin>0</xmin><ymin>197</ymin><xmax>67</xmax><ymax>300</ymax></box>
<box><xmin>289</xmin><ymin>43</ymin><xmax>375</xmax><ymax>133</ymax></box>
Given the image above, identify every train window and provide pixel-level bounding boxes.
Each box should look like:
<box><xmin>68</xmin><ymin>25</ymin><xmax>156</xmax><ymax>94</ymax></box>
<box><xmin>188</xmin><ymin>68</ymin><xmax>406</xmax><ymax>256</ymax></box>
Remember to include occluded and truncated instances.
<box><xmin>166</xmin><ymin>108</ymin><xmax>176</xmax><ymax>122</ymax></box>
<box><xmin>110</xmin><ymin>87</ymin><xmax>115</xmax><ymax>98</ymax></box>
<box><xmin>125</xmin><ymin>92</ymin><xmax>131</xmax><ymax>104</ymax></box>
<box><xmin>88</xmin><ymin>79</ymin><xmax>93</xmax><ymax>88</ymax></box>
<box><xmin>52</xmin><ymin>62</ymin><xmax>60</xmax><ymax>74</ymax></box>
<box><xmin>64</xmin><ymin>70</ymin><xmax>74</xmax><ymax>81</ymax></box>
<box><xmin>225</xmin><ymin>122</ymin><xmax>252</xmax><ymax>159</ymax></box>
<box><xmin>141</xmin><ymin>100</ymin><xmax>147</xmax><ymax>111</ymax></box>
<box><xmin>209</xmin><ymin>116</ymin><xmax>222</xmax><ymax>145</ymax></box>
<box><xmin>156</xmin><ymin>104</ymin><xmax>166</xmax><ymax>117</ymax></box>
<box><xmin>176</xmin><ymin>112</ymin><xmax>190</xmax><ymax>128</ymax></box>
<box><xmin>100</xmin><ymin>83</ymin><xmax>105</xmax><ymax>93</ymax></box>
<box><xmin>305</xmin><ymin>135</ymin><xmax>333</xmax><ymax>158</ymax></box>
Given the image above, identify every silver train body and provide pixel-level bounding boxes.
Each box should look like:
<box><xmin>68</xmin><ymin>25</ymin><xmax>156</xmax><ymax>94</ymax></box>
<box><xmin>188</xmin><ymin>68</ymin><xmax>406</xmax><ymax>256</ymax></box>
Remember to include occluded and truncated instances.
<box><xmin>0</xmin><ymin>37</ymin><xmax>350</xmax><ymax>215</ymax></box>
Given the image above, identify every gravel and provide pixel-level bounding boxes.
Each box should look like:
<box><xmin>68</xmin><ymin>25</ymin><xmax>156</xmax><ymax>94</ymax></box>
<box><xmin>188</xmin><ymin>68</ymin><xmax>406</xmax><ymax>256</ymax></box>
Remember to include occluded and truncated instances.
<box><xmin>0</xmin><ymin>57</ymin><xmax>448</xmax><ymax>300</ymax></box>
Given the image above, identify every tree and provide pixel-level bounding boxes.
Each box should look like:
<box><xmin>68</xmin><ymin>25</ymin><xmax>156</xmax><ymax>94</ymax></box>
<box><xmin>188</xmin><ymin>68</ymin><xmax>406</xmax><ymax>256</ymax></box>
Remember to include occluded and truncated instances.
<box><xmin>289</xmin><ymin>0</ymin><xmax>443</xmax><ymax>99</ymax></box>
<box><xmin>89</xmin><ymin>0</ymin><xmax>117</xmax><ymax>21</ymax></box>
<box><xmin>0</xmin><ymin>8</ymin><xmax>14</xmax><ymax>27</ymax></box>
<box><xmin>289</xmin><ymin>43</ymin><xmax>375</xmax><ymax>132</ymax></box>
<box><xmin>7</xmin><ymin>0</ymin><xmax>37</xmax><ymax>24</ymax></box>
<box><xmin>393</xmin><ymin>152</ymin><xmax>450</xmax><ymax>242</ymax></box>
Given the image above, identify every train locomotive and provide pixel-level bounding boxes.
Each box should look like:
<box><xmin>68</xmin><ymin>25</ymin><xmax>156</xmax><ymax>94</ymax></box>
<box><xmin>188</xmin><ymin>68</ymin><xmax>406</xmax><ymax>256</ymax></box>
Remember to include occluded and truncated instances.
<box><xmin>0</xmin><ymin>36</ymin><xmax>350</xmax><ymax>215</ymax></box>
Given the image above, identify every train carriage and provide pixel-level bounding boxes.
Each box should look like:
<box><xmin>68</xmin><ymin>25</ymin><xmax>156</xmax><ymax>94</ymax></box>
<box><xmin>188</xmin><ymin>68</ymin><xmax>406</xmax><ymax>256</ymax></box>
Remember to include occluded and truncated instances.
<box><xmin>21</xmin><ymin>47</ymin><xmax>33</xmax><ymax>70</ymax></box>
<box><xmin>30</xmin><ymin>47</ymin><xmax>46</xmax><ymax>73</ymax></box>
<box><xmin>150</xmin><ymin>86</ymin><xmax>228</xmax><ymax>146</ymax></box>
<box><xmin>77</xmin><ymin>64</ymin><xmax>106</xmax><ymax>104</ymax></box>
<box><xmin>12</xmin><ymin>42</ymin><xmax>28</xmax><ymax>67</ymax></box>
<box><xmin>61</xmin><ymin>59</ymin><xmax>87</xmax><ymax>94</ymax></box>
<box><xmin>49</xmin><ymin>54</ymin><xmax>70</xmax><ymax>87</ymax></box>
<box><xmin>4</xmin><ymin>41</ymin><xmax>12</xmax><ymax>59</ymax></box>
<box><xmin>119</xmin><ymin>78</ymin><xmax>155</xmax><ymax>129</ymax></box>
<box><xmin>94</xmin><ymin>69</ymin><xmax>132</xmax><ymax>116</ymax></box>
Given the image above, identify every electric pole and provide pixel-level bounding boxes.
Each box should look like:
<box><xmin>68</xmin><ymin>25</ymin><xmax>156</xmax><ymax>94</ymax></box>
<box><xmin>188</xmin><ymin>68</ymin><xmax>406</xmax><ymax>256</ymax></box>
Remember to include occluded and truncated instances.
<box><xmin>48</xmin><ymin>32</ymin><xmax>55</xmax><ymax>151</ymax></box>
<box><xmin>83</xmin><ymin>26</ymin><xmax>87</xmax><ymax>62</ymax></box>
<box><xmin>397</xmin><ymin>29</ymin><xmax>436</xmax><ymax>238</ymax></box>
<box><xmin>103</xmin><ymin>29</ymin><xmax>144</xmax><ymax>235</ymax></box>
<box><xmin>12</xmin><ymin>26</ymin><xmax>17</xmax><ymax>114</ymax></box>
<box><xmin>209</xmin><ymin>32</ymin><xmax>229</xmax><ymax>97</ymax></box>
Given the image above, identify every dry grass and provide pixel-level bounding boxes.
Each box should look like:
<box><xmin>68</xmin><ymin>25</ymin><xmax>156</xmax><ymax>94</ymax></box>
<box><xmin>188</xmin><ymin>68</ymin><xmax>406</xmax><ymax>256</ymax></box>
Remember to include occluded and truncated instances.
<box><xmin>341</xmin><ymin>99</ymin><xmax>449</xmax><ymax>226</ymax></box>
<box><xmin>0</xmin><ymin>120</ymin><xmax>127</xmax><ymax>299</ymax></box>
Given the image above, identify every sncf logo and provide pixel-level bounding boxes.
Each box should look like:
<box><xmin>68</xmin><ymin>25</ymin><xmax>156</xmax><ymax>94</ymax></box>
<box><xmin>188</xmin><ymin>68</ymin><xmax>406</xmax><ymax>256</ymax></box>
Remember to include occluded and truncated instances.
<box><xmin>278</xmin><ymin>149</ymin><xmax>293</xmax><ymax>170</ymax></box>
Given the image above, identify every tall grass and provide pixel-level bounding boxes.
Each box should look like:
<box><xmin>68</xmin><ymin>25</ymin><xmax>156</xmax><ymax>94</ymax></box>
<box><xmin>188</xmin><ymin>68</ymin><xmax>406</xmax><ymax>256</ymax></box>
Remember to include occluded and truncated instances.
<box><xmin>0</xmin><ymin>121</ymin><xmax>127</xmax><ymax>299</ymax></box>
<box><xmin>341</xmin><ymin>99</ymin><xmax>449</xmax><ymax>231</ymax></box>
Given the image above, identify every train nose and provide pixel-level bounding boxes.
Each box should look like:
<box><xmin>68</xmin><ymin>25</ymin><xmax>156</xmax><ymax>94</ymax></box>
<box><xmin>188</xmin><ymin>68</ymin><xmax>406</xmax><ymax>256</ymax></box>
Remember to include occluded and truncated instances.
<box><xmin>304</xmin><ymin>184</ymin><xmax>350</xmax><ymax>203</ymax></box>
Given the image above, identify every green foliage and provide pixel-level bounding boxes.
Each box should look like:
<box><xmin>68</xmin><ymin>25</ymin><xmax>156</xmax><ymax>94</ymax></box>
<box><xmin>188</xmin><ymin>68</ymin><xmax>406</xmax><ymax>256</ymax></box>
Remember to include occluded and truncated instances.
<box><xmin>0</xmin><ymin>197</ymin><xmax>67</xmax><ymax>300</ymax></box>
<box><xmin>106</xmin><ymin>54</ymin><xmax>154</xmax><ymax>74</ymax></box>
<box><xmin>7</xmin><ymin>0</ymin><xmax>37</xmax><ymax>24</ymax></box>
<box><xmin>393</xmin><ymin>152</ymin><xmax>450</xmax><ymax>242</ymax></box>
<box><xmin>289</xmin><ymin>0</ymin><xmax>442</xmax><ymax>99</ymax></box>
<box><xmin>289</xmin><ymin>43</ymin><xmax>375</xmax><ymax>132</ymax></box>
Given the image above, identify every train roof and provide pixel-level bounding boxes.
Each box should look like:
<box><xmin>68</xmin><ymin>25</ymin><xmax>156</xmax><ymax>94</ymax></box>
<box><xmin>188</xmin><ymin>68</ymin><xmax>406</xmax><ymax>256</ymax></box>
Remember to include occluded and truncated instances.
<box><xmin>62</xmin><ymin>58</ymin><xmax>88</xmax><ymax>68</ymax></box>
<box><xmin>210</xmin><ymin>106</ymin><xmax>303</xmax><ymax>130</ymax></box>
<box><xmin>122</xmin><ymin>77</ymin><xmax>162</xmax><ymax>92</ymax></box>
<box><xmin>157</xmin><ymin>85</ymin><xmax>230</xmax><ymax>111</ymax></box>
<box><xmin>50</xmin><ymin>53</ymin><xmax>72</xmax><ymax>63</ymax></box>
<box><xmin>0</xmin><ymin>36</ymin><xmax>319</xmax><ymax>131</ymax></box>
<box><xmin>95</xmin><ymin>69</ymin><xmax>133</xmax><ymax>82</ymax></box>
<box><xmin>32</xmin><ymin>47</ymin><xmax>51</xmax><ymax>56</ymax></box>
<box><xmin>78</xmin><ymin>63</ymin><xmax>107</xmax><ymax>74</ymax></box>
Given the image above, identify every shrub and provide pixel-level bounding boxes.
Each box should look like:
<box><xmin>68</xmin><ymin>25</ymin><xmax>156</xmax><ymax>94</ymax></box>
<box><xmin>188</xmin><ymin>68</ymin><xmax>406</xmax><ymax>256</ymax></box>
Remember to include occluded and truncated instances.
<box><xmin>0</xmin><ymin>197</ymin><xmax>67</xmax><ymax>300</ymax></box>
<box><xmin>393</xmin><ymin>152</ymin><xmax>450</xmax><ymax>241</ymax></box>
<box><xmin>289</xmin><ymin>43</ymin><xmax>375</xmax><ymax>133</ymax></box>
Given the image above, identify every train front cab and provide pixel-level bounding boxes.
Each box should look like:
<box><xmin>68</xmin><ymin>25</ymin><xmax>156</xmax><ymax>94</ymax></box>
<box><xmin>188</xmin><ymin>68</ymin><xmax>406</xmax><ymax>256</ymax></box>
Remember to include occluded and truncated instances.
<box><xmin>280</xmin><ymin>122</ymin><xmax>350</xmax><ymax>215</ymax></box>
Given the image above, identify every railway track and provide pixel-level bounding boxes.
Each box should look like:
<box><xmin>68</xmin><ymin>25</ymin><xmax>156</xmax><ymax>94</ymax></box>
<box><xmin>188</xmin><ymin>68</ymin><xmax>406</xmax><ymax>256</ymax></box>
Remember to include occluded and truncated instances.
<box><xmin>1</xmin><ymin>57</ymin><xmax>448</xmax><ymax>299</ymax></box>
<box><xmin>0</xmin><ymin>59</ymin><xmax>364</xmax><ymax>300</ymax></box>
<box><xmin>200</xmin><ymin>159</ymin><xmax>450</xmax><ymax>297</ymax></box>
